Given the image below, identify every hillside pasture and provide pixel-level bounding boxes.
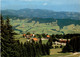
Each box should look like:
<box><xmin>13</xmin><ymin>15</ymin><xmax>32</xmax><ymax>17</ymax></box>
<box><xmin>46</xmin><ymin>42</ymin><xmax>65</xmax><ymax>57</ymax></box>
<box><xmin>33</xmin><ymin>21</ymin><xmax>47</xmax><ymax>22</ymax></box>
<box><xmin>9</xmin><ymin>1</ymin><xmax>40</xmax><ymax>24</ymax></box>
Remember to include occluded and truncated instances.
<box><xmin>10</xmin><ymin>19</ymin><xmax>80</xmax><ymax>35</ymax></box>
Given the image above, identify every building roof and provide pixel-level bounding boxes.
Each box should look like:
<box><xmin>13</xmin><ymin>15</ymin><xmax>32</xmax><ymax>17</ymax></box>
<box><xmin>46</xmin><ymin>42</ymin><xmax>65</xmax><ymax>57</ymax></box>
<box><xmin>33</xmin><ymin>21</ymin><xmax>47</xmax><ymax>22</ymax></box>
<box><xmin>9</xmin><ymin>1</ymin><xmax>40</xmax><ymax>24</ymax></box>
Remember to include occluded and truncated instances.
<box><xmin>30</xmin><ymin>34</ymin><xmax>33</xmax><ymax>36</ymax></box>
<box><xmin>33</xmin><ymin>38</ymin><xmax>38</xmax><ymax>41</ymax></box>
<box><xmin>23</xmin><ymin>34</ymin><xmax>26</xmax><ymax>36</ymax></box>
<box><xmin>47</xmin><ymin>35</ymin><xmax>50</xmax><ymax>38</ymax></box>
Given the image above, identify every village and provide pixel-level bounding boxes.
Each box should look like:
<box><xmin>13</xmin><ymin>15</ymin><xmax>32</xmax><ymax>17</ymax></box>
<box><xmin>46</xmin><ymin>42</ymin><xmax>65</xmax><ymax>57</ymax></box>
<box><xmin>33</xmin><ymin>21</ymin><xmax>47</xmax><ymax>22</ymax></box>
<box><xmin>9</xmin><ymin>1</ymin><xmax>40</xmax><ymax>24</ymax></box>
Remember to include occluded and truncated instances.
<box><xmin>22</xmin><ymin>33</ymin><xmax>70</xmax><ymax>47</ymax></box>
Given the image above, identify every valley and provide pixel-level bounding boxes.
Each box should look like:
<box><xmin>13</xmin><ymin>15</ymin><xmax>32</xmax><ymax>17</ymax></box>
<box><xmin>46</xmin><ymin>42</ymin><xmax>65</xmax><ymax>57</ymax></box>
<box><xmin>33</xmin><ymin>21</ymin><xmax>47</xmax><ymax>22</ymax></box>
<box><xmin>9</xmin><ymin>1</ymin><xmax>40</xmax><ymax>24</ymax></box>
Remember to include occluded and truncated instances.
<box><xmin>9</xmin><ymin>18</ymin><xmax>80</xmax><ymax>35</ymax></box>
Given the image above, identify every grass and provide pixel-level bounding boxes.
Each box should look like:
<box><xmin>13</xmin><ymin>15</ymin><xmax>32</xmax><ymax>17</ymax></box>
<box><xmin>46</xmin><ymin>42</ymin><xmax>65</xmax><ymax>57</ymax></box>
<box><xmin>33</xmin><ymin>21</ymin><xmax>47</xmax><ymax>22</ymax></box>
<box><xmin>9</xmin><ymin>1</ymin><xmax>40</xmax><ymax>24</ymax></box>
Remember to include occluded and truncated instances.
<box><xmin>42</xmin><ymin>48</ymin><xmax>80</xmax><ymax>57</ymax></box>
<box><xmin>42</xmin><ymin>40</ymin><xmax>48</xmax><ymax>44</ymax></box>
<box><xmin>68</xmin><ymin>54</ymin><xmax>80</xmax><ymax>57</ymax></box>
<box><xmin>50</xmin><ymin>48</ymin><xmax>62</xmax><ymax>55</ymax></box>
<box><xmin>42</xmin><ymin>53</ymin><xmax>70</xmax><ymax>57</ymax></box>
<box><xmin>18</xmin><ymin>38</ymin><xmax>48</xmax><ymax>44</ymax></box>
<box><xmin>42</xmin><ymin>48</ymin><xmax>71</xmax><ymax>57</ymax></box>
<box><xmin>19</xmin><ymin>38</ymin><xmax>28</xmax><ymax>43</ymax></box>
<box><xmin>10</xmin><ymin>19</ymin><xmax>80</xmax><ymax>35</ymax></box>
<box><xmin>14</xmin><ymin>34</ymin><xmax>22</xmax><ymax>39</ymax></box>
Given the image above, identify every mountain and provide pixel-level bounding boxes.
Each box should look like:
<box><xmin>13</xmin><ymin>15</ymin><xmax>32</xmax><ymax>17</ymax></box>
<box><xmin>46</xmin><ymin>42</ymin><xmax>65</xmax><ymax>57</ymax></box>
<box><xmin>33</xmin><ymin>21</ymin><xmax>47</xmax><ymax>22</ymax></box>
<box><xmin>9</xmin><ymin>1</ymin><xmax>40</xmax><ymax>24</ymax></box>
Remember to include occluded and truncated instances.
<box><xmin>1</xmin><ymin>8</ymin><xmax>80</xmax><ymax>20</ymax></box>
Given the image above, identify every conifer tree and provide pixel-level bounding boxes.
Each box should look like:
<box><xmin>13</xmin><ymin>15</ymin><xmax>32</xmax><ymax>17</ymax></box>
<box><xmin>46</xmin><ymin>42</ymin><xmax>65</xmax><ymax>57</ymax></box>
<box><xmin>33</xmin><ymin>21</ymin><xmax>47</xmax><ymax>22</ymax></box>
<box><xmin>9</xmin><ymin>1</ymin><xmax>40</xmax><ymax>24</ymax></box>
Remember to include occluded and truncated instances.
<box><xmin>69</xmin><ymin>36</ymin><xmax>80</xmax><ymax>52</ymax></box>
<box><xmin>1</xmin><ymin>16</ymin><xmax>10</xmax><ymax>57</ymax></box>
<box><xmin>47</xmin><ymin>37</ymin><xmax>53</xmax><ymax>48</ymax></box>
<box><xmin>1</xmin><ymin>16</ymin><xmax>20</xmax><ymax>57</ymax></box>
<box><xmin>46</xmin><ymin>43</ymin><xmax>50</xmax><ymax>55</ymax></box>
<box><xmin>39</xmin><ymin>38</ymin><xmax>42</xmax><ymax>44</ymax></box>
<box><xmin>62</xmin><ymin>43</ymin><xmax>73</xmax><ymax>53</ymax></box>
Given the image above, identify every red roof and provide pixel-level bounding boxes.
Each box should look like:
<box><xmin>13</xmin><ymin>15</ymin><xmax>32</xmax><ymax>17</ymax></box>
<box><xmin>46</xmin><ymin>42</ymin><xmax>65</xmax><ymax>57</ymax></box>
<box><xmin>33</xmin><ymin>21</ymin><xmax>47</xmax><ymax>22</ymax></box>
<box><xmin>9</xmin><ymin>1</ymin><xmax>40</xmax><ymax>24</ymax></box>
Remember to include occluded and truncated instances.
<box><xmin>59</xmin><ymin>40</ymin><xmax>70</xmax><ymax>43</ymax></box>
<box><xmin>30</xmin><ymin>34</ymin><xmax>33</xmax><ymax>36</ymax></box>
<box><xmin>33</xmin><ymin>38</ymin><xmax>38</xmax><ymax>41</ymax></box>
<box><xmin>23</xmin><ymin>34</ymin><xmax>26</xmax><ymax>36</ymax></box>
<box><xmin>47</xmin><ymin>35</ymin><xmax>50</xmax><ymax>38</ymax></box>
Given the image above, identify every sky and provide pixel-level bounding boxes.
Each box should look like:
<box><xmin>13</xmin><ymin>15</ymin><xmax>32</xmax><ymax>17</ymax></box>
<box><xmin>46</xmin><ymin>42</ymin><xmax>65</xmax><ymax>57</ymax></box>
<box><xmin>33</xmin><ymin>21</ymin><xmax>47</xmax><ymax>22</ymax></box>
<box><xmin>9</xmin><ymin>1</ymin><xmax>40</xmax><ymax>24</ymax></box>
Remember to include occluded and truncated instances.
<box><xmin>1</xmin><ymin>0</ymin><xmax>80</xmax><ymax>12</ymax></box>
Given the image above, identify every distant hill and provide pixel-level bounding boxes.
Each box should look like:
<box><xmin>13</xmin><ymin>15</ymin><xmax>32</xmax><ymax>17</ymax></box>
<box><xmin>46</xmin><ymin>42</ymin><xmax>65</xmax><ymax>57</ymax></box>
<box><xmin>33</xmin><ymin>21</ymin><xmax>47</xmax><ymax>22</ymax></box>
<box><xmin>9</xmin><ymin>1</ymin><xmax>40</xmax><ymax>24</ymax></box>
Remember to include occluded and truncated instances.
<box><xmin>1</xmin><ymin>8</ymin><xmax>80</xmax><ymax>20</ymax></box>
<box><xmin>28</xmin><ymin>18</ymin><xmax>80</xmax><ymax>29</ymax></box>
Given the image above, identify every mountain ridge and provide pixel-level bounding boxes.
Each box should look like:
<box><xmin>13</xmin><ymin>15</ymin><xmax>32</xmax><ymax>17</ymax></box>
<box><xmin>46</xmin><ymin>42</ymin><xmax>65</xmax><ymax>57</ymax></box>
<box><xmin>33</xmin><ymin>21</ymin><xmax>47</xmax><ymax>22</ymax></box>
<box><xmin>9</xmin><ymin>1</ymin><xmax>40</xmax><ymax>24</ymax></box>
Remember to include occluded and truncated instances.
<box><xmin>1</xmin><ymin>8</ymin><xmax>80</xmax><ymax>20</ymax></box>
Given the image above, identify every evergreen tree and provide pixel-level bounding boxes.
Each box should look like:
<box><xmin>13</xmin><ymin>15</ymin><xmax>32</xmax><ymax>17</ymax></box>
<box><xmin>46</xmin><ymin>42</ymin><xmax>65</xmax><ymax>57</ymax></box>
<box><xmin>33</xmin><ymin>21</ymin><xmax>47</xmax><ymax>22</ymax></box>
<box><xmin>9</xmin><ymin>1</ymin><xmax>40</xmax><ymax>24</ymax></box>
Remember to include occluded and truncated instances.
<box><xmin>47</xmin><ymin>37</ymin><xmax>53</xmax><ymax>48</ymax></box>
<box><xmin>62</xmin><ymin>43</ymin><xmax>73</xmax><ymax>53</ymax></box>
<box><xmin>1</xmin><ymin>16</ymin><xmax>10</xmax><ymax>57</ymax></box>
<box><xmin>42</xmin><ymin>33</ymin><xmax>46</xmax><ymax>38</ymax></box>
<box><xmin>62</xmin><ymin>38</ymin><xmax>73</xmax><ymax>53</ymax></box>
<box><xmin>69</xmin><ymin>36</ymin><xmax>80</xmax><ymax>52</ymax></box>
<box><xmin>1</xmin><ymin>16</ymin><xmax>20</xmax><ymax>57</ymax></box>
<box><xmin>39</xmin><ymin>38</ymin><xmax>42</xmax><ymax>44</ymax></box>
<box><xmin>26</xmin><ymin>32</ymin><xmax>30</xmax><ymax>35</ymax></box>
<box><xmin>46</xmin><ymin>43</ymin><xmax>50</xmax><ymax>55</ymax></box>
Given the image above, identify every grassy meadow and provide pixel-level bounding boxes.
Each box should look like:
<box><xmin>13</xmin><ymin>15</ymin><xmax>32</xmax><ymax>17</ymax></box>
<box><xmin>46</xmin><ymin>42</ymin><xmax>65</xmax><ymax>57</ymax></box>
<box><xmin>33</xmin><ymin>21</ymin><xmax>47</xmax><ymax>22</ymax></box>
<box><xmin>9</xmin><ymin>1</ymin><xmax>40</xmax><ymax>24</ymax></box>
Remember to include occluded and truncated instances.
<box><xmin>10</xmin><ymin>19</ymin><xmax>80</xmax><ymax>35</ymax></box>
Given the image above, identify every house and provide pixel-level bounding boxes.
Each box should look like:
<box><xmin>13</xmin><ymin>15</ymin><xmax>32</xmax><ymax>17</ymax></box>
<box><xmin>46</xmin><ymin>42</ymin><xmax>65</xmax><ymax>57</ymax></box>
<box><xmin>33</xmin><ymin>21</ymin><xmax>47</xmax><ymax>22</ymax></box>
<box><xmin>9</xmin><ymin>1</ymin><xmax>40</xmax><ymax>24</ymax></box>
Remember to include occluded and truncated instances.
<box><xmin>30</xmin><ymin>34</ymin><xmax>33</xmax><ymax>36</ymax></box>
<box><xmin>23</xmin><ymin>33</ymin><xmax>35</xmax><ymax>38</ymax></box>
<box><xmin>58</xmin><ymin>39</ymin><xmax>70</xmax><ymax>45</ymax></box>
<box><xmin>59</xmin><ymin>39</ymin><xmax>70</xmax><ymax>43</ymax></box>
<box><xmin>23</xmin><ymin>34</ymin><xmax>26</xmax><ymax>37</ymax></box>
<box><xmin>46</xmin><ymin>35</ymin><xmax>50</xmax><ymax>38</ymax></box>
<box><xmin>25</xmin><ymin>35</ymin><xmax>31</xmax><ymax>39</ymax></box>
<box><xmin>32</xmin><ymin>38</ymin><xmax>38</xmax><ymax>41</ymax></box>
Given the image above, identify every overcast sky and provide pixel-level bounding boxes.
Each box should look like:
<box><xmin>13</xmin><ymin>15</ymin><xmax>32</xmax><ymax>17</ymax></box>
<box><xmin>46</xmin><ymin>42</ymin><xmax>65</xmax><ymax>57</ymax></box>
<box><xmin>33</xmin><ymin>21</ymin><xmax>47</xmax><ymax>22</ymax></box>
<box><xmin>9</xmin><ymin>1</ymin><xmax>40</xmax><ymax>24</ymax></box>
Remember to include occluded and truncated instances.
<box><xmin>1</xmin><ymin>0</ymin><xmax>80</xmax><ymax>12</ymax></box>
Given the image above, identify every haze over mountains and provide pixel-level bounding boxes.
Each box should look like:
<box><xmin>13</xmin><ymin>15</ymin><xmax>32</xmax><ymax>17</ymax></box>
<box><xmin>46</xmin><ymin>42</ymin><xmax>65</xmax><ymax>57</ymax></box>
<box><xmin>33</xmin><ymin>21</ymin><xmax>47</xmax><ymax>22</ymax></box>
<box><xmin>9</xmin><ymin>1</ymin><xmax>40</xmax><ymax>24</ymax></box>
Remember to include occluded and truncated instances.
<box><xmin>1</xmin><ymin>8</ymin><xmax>80</xmax><ymax>20</ymax></box>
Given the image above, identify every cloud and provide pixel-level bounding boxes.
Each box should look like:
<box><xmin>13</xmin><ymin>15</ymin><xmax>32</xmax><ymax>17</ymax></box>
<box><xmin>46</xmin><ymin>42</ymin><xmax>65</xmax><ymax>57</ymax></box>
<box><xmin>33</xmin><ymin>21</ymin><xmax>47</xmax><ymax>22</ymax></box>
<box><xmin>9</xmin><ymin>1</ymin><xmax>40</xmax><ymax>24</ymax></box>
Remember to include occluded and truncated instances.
<box><xmin>43</xmin><ymin>3</ymin><xmax>48</xmax><ymax>6</ymax></box>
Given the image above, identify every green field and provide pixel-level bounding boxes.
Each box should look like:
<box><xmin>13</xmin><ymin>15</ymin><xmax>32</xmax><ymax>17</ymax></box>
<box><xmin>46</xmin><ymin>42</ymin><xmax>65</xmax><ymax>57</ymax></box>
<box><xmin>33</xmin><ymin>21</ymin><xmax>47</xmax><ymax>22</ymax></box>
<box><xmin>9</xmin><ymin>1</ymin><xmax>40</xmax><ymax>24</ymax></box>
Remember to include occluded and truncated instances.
<box><xmin>42</xmin><ymin>53</ymin><xmax>70</xmax><ymax>57</ymax></box>
<box><xmin>42</xmin><ymin>53</ymin><xmax>80</xmax><ymax>57</ymax></box>
<box><xmin>42</xmin><ymin>48</ymin><xmax>71</xmax><ymax>57</ymax></box>
<box><xmin>10</xmin><ymin>19</ymin><xmax>80</xmax><ymax>35</ymax></box>
<box><xmin>42</xmin><ymin>48</ymin><xmax>80</xmax><ymax>57</ymax></box>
